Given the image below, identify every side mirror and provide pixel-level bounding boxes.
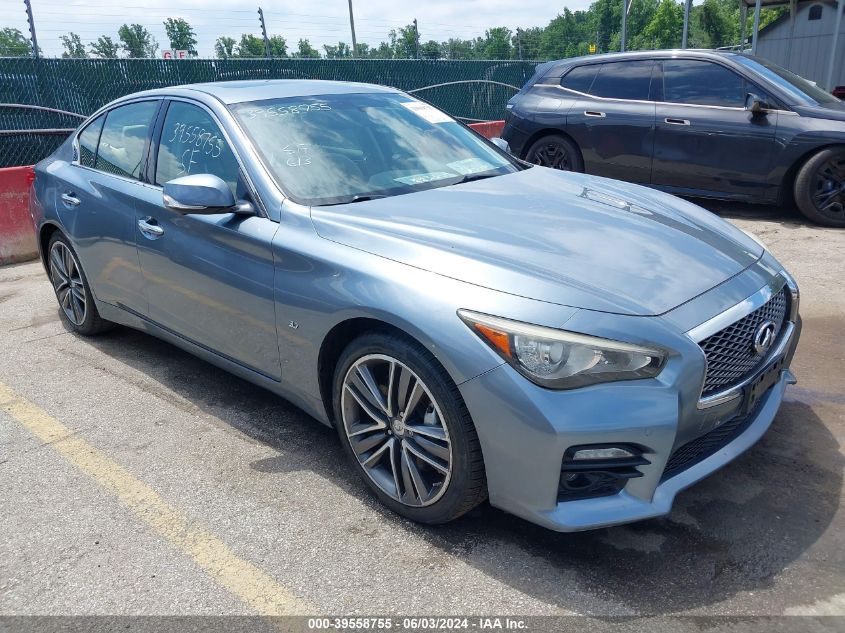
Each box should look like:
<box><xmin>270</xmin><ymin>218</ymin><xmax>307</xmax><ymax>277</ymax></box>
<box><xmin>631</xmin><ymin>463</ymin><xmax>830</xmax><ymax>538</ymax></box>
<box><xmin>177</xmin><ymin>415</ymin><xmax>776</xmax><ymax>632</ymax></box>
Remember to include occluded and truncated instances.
<box><xmin>745</xmin><ymin>93</ymin><xmax>768</xmax><ymax>115</ymax></box>
<box><xmin>163</xmin><ymin>174</ymin><xmax>245</xmax><ymax>214</ymax></box>
<box><xmin>490</xmin><ymin>137</ymin><xmax>512</xmax><ymax>154</ymax></box>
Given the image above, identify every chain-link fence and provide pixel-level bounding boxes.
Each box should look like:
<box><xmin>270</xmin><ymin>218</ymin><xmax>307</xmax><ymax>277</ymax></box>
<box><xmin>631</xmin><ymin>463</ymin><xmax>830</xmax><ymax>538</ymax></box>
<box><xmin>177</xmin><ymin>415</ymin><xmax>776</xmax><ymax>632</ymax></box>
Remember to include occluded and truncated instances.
<box><xmin>0</xmin><ymin>57</ymin><xmax>538</xmax><ymax>168</ymax></box>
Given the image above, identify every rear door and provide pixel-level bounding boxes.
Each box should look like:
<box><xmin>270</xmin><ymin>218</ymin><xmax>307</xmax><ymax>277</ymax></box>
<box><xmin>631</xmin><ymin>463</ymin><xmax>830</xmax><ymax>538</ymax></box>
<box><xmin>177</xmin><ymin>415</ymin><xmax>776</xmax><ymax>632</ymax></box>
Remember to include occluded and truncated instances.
<box><xmin>564</xmin><ymin>60</ymin><xmax>657</xmax><ymax>184</ymax></box>
<box><xmin>651</xmin><ymin>59</ymin><xmax>779</xmax><ymax>199</ymax></box>
<box><xmin>51</xmin><ymin>99</ymin><xmax>160</xmax><ymax>314</ymax></box>
<box><xmin>132</xmin><ymin>99</ymin><xmax>282</xmax><ymax>380</ymax></box>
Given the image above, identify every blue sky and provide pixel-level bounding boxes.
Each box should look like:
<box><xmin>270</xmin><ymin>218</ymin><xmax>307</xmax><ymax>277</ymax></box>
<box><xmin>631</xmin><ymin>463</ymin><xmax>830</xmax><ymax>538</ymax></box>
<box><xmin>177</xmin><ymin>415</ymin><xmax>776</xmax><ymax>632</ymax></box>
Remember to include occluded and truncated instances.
<box><xmin>2</xmin><ymin>0</ymin><xmax>599</xmax><ymax>57</ymax></box>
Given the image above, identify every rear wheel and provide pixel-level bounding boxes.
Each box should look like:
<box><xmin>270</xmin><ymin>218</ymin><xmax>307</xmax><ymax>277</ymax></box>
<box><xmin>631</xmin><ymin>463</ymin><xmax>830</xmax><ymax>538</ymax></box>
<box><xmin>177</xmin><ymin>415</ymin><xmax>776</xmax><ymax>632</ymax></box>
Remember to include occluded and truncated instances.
<box><xmin>794</xmin><ymin>147</ymin><xmax>845</xmax><ymax>227</ymax></box>
<box><xmin>333</xmin><ymin>332</ymin><xmax>486</xmax><ymax>524</ymax></box>
<box><xmin>525</xmin><ymin>134</ymin><xmax>584</xmax><ymax>172</ymax></box>
<box><xmin>47</xmin><ymin>233</ymin><xmax>111</xmax><ymax>335</ymax></box>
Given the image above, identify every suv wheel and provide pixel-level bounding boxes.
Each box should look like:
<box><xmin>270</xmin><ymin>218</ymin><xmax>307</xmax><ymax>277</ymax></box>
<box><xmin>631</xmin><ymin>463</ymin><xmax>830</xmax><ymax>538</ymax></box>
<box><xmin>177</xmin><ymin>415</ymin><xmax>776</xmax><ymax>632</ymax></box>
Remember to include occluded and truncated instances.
<box><xmin>333</xmin><ymin>332</ymin><xmax>487</xmax><ymax>524</ymax></box>
<box><xmin>525</xmin><ymin>134</ymin><xmax>584</xmax><ymax>172</ymax></box>
<box><xmin>794</xmin><ymin>147</ymin><xmax>845</xmax><ymax>227</ymax></box>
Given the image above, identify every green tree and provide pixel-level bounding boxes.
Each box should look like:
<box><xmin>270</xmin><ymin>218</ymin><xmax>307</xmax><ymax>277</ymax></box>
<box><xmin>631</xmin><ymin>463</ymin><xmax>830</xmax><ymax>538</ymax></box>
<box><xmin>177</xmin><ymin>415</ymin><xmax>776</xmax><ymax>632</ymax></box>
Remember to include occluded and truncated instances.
<box><xmin>513</xmin><ymin>27</ymin><xmax>543</xmax><ymax>60</ymax></box>
<box><xmin>420</xmin><ymin>40</ymin><xmax>441</xmax><ymax>59</ymax></box>
<box><xmin>60</xmin><ymin>32</ymin><xmax>87</xmax><ymax>58</ymax></box>
<box><xmin>323</xmin><ymin>42</ymin><xmax>352</xmax><ymax>58</ymax></box>
<box><xmin>237</xmin><ymin>34</ymin><xmax>265</xmax><ymax>57</ymax></box>
<box><xmin>293</xmin><ymin>38</ymin><xmax>320</xmax><ymax>58</ymax></box>
<box><xmin>389</xmin><ymin>24</ymin><xmax>418</xmax><ymax>58</ymax></box>
<box><xmin>214</xmin><ymin>36</ymin><xmax>236</xmax><ymax>59</ymax></box>
<box><xmin>89</xmin><ymin>35</ymin><xmax>120</xmax><ymax>58</ymax></box>
<box><xmin>481</xmin><ymin>27</ymin><xmax>512</xmax><ymax>59</ymax></box>
<box><xmin>0</xmin><ymin>27</ymin><xmax>33</xmax><ymax>57</ymax></box>
<box><xmin>440</xmin><ymin>38</ymin><xmax>475</xmax><ymax>60</ymax></box>
<box><xmin>642</xmin><ymin>0</ymin><xmax>684</xmax><ymax>49</ymax></box>
<box><xmin>163</xmin><ymin>18</ymin><xmax>197</xmax><ymax>55</ymax></box>
<box><xmin>118</xmin><ymin>23</ymin><xmax>158</xmax><ymax>58</ymax></box>
<box><xmin>267</xmin><ymin>34</ymin><xmax>287</xmax><ymax>57</ymax></box>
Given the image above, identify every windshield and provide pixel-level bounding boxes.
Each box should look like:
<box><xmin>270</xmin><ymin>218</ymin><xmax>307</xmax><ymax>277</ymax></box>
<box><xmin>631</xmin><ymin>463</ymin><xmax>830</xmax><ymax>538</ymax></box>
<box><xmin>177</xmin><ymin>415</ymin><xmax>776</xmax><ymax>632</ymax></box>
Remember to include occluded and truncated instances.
<box><xmin>734</xmin><ymin>55</ymin><xmax>840</xmax><ymax>106</ymax></box>
<box><xmin>231</xmin><ymin>92</ymin><xmax>520</xmax><ymax>206</ymax></box>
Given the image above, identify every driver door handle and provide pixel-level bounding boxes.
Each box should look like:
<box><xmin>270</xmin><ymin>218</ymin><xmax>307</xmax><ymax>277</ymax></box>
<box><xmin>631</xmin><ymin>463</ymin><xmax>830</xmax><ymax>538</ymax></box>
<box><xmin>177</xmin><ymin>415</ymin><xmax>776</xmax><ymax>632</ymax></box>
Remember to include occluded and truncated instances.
<box><xmin>138</xmin><ymin>217</ymin><xmax>164</xmax><ymax>240</ymax></box>
<box><xmin>665</xmin><ymin>117</ymin><xmax>691</xmax><ymax>126</ymax></box>
<box><xmin>584</xmin><ymin>110</ymin><xmax>606</xmax><ymax>118</ymax></box>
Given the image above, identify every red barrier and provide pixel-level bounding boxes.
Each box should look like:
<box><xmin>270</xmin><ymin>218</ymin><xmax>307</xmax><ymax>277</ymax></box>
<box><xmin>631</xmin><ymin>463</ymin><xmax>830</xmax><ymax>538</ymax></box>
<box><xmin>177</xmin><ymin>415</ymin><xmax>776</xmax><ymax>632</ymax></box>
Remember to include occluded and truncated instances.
<box><xmin>0</xmin><ymin>166</ymin><xmax>38</xmax><ymax>265</ymax></box>
<box><xmin>468</xmin><ymin>120</ymin><xmax>506</xmax><ymax>139</ymax></box>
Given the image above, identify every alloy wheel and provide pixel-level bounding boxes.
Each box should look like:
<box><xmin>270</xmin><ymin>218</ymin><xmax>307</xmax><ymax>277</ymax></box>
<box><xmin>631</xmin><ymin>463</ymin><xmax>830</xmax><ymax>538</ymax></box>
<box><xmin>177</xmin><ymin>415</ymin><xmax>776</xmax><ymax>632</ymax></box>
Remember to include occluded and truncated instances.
<box><xmin>341</xmin><ymin>354</ymin><xmax>453</xmax><ymax>507</ymax></box>
<box><xmin>49</xmin><ymin>241</ymin><xmax>87</xmax><ymax>326</ymax></box>
<box><xmin>531</xmin><ymin>141</ymin><xmax>571</xmax><ymax>170</ymax></box>
<box><xmin>812</xmin><ymin>155</ymin><xmax>845</xmax><ymax>220</ymax></box>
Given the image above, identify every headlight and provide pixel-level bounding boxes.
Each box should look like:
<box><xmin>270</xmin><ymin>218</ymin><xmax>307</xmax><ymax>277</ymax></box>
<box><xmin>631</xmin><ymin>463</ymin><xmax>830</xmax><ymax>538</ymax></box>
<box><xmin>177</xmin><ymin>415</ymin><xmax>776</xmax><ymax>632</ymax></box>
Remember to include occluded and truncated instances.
<box><xmin>458</xmin><ymin>310</ymin><xmax>665</xmax><ymax>390</ymax></box>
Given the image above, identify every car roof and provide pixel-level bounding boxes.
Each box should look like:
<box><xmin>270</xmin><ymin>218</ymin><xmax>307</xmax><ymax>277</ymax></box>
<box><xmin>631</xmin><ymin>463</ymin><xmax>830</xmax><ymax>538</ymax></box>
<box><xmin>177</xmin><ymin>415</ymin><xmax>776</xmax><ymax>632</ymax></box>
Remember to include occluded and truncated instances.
<box><xmin>119</xmin><ymin>79</ymin><xmax>398</xmax><ymax>106</ymax></box>
<box><xmin>538</xmin><ymin>49</ymin><xmax>746</xmax><ymax>75</ymax></box>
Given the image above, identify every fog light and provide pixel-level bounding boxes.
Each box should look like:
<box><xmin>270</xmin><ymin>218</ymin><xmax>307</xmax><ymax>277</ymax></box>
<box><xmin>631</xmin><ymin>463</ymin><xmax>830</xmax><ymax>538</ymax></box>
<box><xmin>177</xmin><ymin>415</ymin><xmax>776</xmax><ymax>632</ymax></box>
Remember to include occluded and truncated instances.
<box><xmin>572</xmin><ymin>447</ymin><xmax>635</xmax><ymax>460</ymax></box>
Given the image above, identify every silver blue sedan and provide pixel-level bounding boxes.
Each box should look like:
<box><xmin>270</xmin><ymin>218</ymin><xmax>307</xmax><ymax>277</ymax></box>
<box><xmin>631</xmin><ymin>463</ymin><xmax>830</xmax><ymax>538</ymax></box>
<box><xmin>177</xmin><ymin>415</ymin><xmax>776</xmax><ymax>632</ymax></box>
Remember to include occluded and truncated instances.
<box><xmin>31</xmin><ymin>80</ymin><xmax>801</xmax><ymax>531</ymax></box>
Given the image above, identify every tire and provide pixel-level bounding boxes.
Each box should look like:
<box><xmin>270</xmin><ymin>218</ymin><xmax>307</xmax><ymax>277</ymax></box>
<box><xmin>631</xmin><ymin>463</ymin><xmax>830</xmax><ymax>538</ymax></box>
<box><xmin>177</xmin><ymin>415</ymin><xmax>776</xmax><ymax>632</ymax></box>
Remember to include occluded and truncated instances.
<box><xmin>333</xmin><ymin>332</ymin><xmax>487</xmax><ymax>524</ymax></box>
<box><xmin>47</xmin><ymin>232</ymin><xmax>112</xmax><ymax>336</ymax></box>
<box><xmin>524</xmin><ymin>134</ymin><xmax>584</xmax><ymax>172</ymax></box>
<box><xmin>794</xmin><ymin>146</ymin><xmax>845</xmax><ymax>227</ymax></box>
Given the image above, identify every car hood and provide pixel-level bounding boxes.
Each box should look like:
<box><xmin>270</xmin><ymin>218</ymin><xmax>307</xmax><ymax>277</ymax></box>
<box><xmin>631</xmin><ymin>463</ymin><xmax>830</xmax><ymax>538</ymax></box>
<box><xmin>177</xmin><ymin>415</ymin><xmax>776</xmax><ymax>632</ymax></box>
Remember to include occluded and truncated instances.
<box><xmin>793</xmin><ymin>102</ymin><xmax>845</xmax><ymax>122</ymax></box>
<box><xmin>310</xmin><ymin>167</ymin><xmax>762</xmax><ymax>316</ymax></box>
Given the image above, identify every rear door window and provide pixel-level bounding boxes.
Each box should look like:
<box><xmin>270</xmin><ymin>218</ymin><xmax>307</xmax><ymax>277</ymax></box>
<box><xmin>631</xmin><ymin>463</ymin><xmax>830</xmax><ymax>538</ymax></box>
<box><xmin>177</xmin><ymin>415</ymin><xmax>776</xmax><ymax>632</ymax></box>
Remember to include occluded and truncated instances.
<box><xmin>95</xmin><ymin>101</ymin><xmax>158</xmax><ymax>180</ymax></box>
<box><xmin>76</xmin><ymin>114</ymin><xmax>104</xmax><ymax>168</ymax></box>
<box><xmin>560</xmin><ymin>65</ymin><xmax>600</xmax><ymax>94</ymax></box>
<box><xmin>663</xmin><ymin>60</ymin><xmax>746</xmax><ymax>107</ymax></box>
<box><xmin>588</xmin><ymin>61</ymin><xmax>655</xmax><ymax>101</ymax></box>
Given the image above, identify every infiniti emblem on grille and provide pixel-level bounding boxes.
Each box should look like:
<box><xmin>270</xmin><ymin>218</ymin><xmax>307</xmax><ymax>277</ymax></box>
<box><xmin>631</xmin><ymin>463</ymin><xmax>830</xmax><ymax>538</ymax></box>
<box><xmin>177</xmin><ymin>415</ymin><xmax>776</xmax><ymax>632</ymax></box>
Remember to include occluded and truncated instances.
<box><xmin>753</xmin><ymin>320</ymin><xmax>777</xmax><ymax>356</ymax></box>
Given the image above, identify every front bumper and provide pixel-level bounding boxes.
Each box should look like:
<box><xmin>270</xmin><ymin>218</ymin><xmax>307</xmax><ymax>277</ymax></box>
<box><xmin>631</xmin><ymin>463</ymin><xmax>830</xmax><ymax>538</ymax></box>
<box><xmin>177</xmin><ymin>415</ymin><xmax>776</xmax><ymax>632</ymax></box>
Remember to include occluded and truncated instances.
<box><xmin>458</xmin><ymin>315</ymin><xmax>801</xmax><ymax>532</ymax></box>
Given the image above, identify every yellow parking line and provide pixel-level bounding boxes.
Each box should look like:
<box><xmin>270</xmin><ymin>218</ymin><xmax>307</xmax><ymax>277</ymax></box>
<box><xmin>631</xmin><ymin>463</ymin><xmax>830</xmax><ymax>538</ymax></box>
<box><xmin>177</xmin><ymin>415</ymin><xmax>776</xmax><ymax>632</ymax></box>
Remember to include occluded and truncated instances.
<box><xmin>0</xmin><ymin>381</ymin><xmax>315</xmax><ymax>616</ymax></box>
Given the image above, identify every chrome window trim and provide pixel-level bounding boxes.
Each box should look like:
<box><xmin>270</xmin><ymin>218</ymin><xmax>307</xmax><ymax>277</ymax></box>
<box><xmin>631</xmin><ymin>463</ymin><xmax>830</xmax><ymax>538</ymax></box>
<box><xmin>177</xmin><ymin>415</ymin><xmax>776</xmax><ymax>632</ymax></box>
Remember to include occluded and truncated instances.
<box><xmin>687</xmin><ymin>272</ymin><xmax>794</xmax><ymax>410</ymax></box>
<box><xmin>533</xmin><ymin>84</ymin><xmax>795</xmax><ymax>114</ymax></box>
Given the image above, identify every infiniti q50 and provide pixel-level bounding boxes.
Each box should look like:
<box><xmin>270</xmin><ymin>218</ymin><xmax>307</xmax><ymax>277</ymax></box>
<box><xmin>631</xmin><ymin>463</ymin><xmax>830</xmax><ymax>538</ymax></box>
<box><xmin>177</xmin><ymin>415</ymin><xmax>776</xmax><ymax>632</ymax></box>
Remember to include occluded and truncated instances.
<box><xmin>30</xmin><ymin>80</ymin><xmax>801</xmax><ymax>531</ymax></box>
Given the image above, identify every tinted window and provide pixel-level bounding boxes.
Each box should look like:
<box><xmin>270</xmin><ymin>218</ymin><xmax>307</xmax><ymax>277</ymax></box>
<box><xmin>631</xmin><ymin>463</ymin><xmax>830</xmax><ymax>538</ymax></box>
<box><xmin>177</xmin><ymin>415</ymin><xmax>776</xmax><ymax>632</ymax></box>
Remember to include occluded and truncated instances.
<box><xmin>561</xmin><ymin>65</ymin><xmax>599</xmax><ymax>93</ymax></box>
<box><xmin>734</xmin><ymin>55</ymin><xmax>839</xmax><ymax>105</ymax></box>
<box><xmin>156</xmin><ymin>102</ymin><xmax>239</xmax><ymax>194</ymax></box>
<box><xmin>77</xmin><ymin>114</ymin><xmax>104</xmax><ymax>168</ymax></box>
<box><xmin>589</xmin><ymin>61</ymin><xmax>655</xmax><ymax>101</ymax></box>
<box><xmin>663</xmin><ymin>60</ymin><xmax>745</xmax><ymax>107</ymax></box>
<box><xmin>95</xmin><ymin>101</ymin><xmax>157</xmax><ymax>180</ymax></box>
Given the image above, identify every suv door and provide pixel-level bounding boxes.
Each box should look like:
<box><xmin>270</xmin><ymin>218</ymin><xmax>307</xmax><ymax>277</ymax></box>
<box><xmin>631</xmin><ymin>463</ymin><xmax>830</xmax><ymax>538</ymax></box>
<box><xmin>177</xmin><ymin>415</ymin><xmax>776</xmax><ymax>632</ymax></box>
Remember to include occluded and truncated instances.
<box><xmin>132</xmin><ymin>99</ymin><xmax>282</xmax><ymax>380</ymax></box>
<box><xmin>564</xmin><ymin>60</ymin><xmax>658</xmax><ymax>184</ymax></box>
<box><xmin>53</xmin><ymin>99</ymin><xmax>160</xmax><ymax>314</ymax></box>
<box><xmin>651</xmin><ymin>59</ymin><xmax>779</xmax><ymax>200</ymax></box>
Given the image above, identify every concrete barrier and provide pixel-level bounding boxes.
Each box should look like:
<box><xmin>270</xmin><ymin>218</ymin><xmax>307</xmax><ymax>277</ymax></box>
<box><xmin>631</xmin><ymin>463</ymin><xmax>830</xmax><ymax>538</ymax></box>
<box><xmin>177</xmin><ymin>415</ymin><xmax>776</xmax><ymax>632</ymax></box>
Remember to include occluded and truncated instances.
<box><xmin>0</xmin><ymin>166</ymin><xmax>38</xmax><ymax>265</ymax></box>
<box><xmin>468</xmin><ymin>120</ymin><xmax>506</xmax><ymax>139</ymax></box>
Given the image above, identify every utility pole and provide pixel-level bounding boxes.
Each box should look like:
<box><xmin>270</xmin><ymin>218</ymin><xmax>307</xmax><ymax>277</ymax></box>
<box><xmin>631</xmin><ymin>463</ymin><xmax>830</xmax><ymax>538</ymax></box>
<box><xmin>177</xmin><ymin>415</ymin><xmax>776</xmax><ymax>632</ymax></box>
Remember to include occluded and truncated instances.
<box><xmin>620</xmin><ymin>0</ymin><xmax>628</xmax><ymax>52</ymax></box>
<box><xmin>517</xmin><ymin>28</ymin><xmax>523</xmax><ymax>60</ymax></box>
<box><xmin>681</xmin><ymin>0</ymin><xmax>692</xmax><ymax>48</ymax></box>
<box><xmin>413</xmin><ymin>18</ymin><xmax>419</xmax><ymax>59</ymax></box>
<box><xmin>347</xmin><ymin>0</ymin><xmax>358</xmax><ymax>57</ymax></box>
<box><xmin>24</xmin><ymin>0</ymin><xmax>39</xmax><ymax>59</ymax></box>
<box><xmin>258</xmin><ymin>7</ymin><xmax>271</xmax><ymax>58</ymax></box>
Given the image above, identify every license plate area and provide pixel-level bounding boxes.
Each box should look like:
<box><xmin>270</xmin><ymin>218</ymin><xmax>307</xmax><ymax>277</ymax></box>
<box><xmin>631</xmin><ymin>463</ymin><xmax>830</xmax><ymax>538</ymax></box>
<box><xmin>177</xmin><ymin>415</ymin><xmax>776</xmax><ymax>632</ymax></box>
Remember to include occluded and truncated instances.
<box><xmin>742</xmin><ymin>356</ymin><xmax>786</xmax><ymax>415</ymax></box>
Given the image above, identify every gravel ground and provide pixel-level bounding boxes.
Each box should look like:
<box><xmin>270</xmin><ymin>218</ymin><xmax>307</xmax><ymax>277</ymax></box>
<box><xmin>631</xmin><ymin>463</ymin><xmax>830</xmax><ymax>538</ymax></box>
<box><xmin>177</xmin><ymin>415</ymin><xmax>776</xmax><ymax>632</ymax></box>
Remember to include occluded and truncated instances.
<box><xmin>0</xmin><ymin>201</ymin><xmax>843</xmax><ymax>624</ymax></box>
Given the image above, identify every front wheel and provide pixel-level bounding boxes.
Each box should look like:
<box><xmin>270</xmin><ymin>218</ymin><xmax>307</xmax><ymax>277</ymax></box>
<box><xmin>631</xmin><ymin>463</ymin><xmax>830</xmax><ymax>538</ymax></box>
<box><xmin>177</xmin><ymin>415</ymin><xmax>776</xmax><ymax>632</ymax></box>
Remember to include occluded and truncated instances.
<box><xmin>524</xmin><ymin>134</ymin><xmax>584</xmax><ymax>172</ymax></box>
<box><xmin>333</xmin><ymin>333</ymin><xmax>487</xmax><ymax>524</ymax></box>
<box><xmin>794</xmin><ymin>147</ymin><xmax>845</xmax><ymax>227</ymax></box>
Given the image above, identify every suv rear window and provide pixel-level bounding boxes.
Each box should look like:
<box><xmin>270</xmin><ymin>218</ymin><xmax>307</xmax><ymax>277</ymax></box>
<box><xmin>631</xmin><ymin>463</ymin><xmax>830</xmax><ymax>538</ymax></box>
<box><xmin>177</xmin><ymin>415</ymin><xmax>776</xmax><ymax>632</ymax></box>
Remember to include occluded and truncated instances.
<box><xmin>589</xmin><ymin>61</ymin><xmax>655</xmax><ymax>101</ymax></box>
<box><xmin>560</xmin><ymin>65</ymin><xmax>599</xmax><ymax>94</ymax></box>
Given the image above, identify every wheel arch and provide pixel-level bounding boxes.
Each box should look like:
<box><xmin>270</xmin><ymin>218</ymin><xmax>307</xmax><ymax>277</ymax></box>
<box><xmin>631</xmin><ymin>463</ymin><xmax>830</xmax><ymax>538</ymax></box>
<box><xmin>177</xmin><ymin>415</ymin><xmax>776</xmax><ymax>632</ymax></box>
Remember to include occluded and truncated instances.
<box><xmin>520</xmin><ymin>127</ymin><xmax>583</xmax><ymax>163</ymax></box>
<box><xmin>38</xmin><ymin>221</ymin><xmax>63</xmax><ymax>277</ymax></box>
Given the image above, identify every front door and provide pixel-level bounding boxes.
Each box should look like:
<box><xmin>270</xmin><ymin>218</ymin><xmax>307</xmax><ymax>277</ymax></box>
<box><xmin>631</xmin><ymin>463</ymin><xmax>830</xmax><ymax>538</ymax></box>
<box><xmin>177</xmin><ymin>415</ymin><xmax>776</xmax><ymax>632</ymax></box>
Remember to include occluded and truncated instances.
<box><xmin>651</xmin><ymin>59</ymin><xmax>779</xmax><ymax>200</ymax></box>
<box><xmin>133</xmin><ymin>99</ymin><xmax>282</xmax><ymax>380</ymax></box>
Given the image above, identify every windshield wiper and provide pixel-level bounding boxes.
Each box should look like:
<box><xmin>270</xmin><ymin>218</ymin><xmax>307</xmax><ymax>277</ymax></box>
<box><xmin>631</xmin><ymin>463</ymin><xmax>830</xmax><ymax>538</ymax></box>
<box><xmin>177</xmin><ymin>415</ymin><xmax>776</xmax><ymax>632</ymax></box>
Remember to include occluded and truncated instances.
<box><xmin>320</xmin><ymin>194</ymin><xmax>389</xmax><ymax>206</ymax></box>
<box><xmin>452</xmin><ymin>172</ymin><xmax>498</xmax><ymax>185</ymax></box>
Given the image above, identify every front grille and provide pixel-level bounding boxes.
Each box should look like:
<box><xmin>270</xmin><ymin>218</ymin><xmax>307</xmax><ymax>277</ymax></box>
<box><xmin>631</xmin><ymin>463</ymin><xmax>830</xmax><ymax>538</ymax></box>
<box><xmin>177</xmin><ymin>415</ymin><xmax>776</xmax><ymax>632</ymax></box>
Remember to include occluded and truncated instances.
<box><xmin>698</xmin><ymin>287</ymin><xmax>788</xmax><ymax>397</ymax></box>
<box><xmin>661</xmin><ymin>412</ymin><xmax>755</xmax><ymax>480</ymax></box>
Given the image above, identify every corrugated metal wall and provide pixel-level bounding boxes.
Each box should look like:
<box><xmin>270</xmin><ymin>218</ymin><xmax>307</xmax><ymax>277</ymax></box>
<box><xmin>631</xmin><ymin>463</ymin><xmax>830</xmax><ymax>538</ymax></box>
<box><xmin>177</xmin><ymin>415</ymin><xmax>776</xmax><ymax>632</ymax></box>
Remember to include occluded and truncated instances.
<box><xmin>756</xmin><ymin>2</ymin><xmax>845</xmax><ymax>88</ymax></box>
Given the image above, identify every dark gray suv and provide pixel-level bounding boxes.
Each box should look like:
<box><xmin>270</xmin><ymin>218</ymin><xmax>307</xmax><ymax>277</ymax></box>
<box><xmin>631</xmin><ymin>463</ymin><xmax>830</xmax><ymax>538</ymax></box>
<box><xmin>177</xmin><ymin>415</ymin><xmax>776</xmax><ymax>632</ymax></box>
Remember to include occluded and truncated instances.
<box><xmin>503</xmin><ymin>50</ymin><xmax>845</xmax><ymax>227</ymax></box>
